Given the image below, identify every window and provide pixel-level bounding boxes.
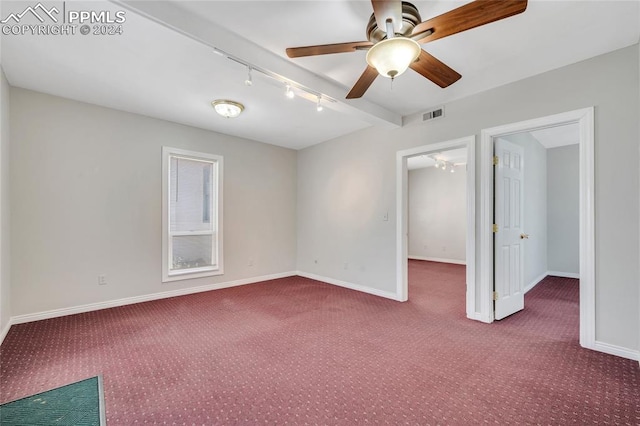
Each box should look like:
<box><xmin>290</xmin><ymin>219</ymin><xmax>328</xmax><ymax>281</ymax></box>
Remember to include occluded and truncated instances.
<box><xmin>162</xmin><ymin>147</ymin><xmax>223</xmax><ymax>282</ymax></box>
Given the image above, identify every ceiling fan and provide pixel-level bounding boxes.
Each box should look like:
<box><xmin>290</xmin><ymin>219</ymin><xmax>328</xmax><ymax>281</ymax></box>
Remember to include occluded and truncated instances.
<box><xmin>286</xmin><ymin>0</ymin><xmax>528</xmax><ymax>99</ymax></box>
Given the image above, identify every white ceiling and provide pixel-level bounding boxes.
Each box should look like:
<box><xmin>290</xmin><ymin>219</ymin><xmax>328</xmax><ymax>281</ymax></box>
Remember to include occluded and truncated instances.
<box><xmin>1</xmin><ymin>1</ymin><xmax>639</xmax><ymax>150</ymax></box>
<box><xmin>530</xmin><ymin>123</ymin><xmax>579</xmax><ymax>149</ymax></box>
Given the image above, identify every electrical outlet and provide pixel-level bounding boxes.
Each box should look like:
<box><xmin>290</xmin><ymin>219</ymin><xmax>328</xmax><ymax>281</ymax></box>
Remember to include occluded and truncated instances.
<box><xmin>98</xmin><ymin>275</ymin><xmax>107</xmax><ymax>285</ymax></box>
<box><xmin>383</xmin><ymin>212</ymin><xmax>389</xmax><ymax>221</ymax></box>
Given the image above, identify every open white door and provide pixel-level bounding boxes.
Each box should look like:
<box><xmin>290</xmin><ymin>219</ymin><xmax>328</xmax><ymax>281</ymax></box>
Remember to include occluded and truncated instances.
<box><xmin>494</xmin><ymin>139</ymin><xmax>525</xmax><ymax>320</ymax></box>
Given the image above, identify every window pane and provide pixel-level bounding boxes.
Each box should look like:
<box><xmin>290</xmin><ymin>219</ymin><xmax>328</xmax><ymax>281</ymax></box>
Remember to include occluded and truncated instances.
<box><xmin>163</xmin><ymin>147</ymin><xmax>223</xmax><ymax>282</ymax></box>
<box><xmin>170</xmin><ymin>157</ymin><xmax>214</xmax><ymax>233</ymax></box>
<box><xmin>171</xmin><ymin>234</ymin><xmax>215</xmax><ymax>271</ymax></box>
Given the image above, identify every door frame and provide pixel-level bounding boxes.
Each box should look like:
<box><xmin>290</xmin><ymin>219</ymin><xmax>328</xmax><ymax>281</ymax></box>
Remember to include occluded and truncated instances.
<box><xmin>479</xmin><ymin>107</ymin><xmax>595</xmax><ymax>349</ymax></box>
<box><xmin>396</xmin><ymin>136</ymin><xmax>476</xmax><ymax>318</ymax></box>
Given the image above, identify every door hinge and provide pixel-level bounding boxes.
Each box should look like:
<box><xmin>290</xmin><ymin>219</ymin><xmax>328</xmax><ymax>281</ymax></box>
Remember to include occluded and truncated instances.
<box><xmin>493</xmin><ymin>291</ymin><xmax>499</xmax><ymax>301</ymax></box>
<box><xmin>493</xmin><ymin>156</ymin><xmax>499</xmax><ymax>166</ymax></box>
<box><xmin>492</xmin><ymin>224</ymin><xmax>498</xmax><ymax>233</ymax></box>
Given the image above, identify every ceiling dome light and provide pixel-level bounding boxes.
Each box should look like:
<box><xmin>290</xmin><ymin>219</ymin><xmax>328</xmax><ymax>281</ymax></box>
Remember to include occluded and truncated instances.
<box><xmin>211</xmin><ymin>100</ymin><xmax>244</xmax><ymax>118</ymax></box>
<box><xmin>366</xmin><ymin>37</ymin><xmax>421</xmax><ymax>79</ymax></box>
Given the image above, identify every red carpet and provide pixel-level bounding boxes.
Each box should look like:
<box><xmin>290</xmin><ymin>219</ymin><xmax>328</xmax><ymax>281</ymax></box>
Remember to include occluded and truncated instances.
<box><xmin>1</xmin><ymin>260</ymin><xmax>638</xmax><ymax>424</ymax></box>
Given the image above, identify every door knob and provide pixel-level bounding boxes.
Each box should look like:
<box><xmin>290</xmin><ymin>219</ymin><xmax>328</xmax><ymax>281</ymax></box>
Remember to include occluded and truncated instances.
<box><xmin>520</xmin><ymin>233</ymin><xmax>529</xmax><ymax>239</ymax></box>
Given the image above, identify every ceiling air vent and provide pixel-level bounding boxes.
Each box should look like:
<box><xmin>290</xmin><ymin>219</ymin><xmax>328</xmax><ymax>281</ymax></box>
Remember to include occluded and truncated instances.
<box><xmin>423</xmin><ymin>106</ymin><xmax>445</xmax><ymax>122</ymax></box>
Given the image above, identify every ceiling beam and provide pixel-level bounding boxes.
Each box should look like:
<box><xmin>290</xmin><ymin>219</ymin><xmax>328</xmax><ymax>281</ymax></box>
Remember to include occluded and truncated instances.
<box><xmin>111</xmin><ymin>0</ymin><xmax>402</xmax><ymax>129</ymax></box>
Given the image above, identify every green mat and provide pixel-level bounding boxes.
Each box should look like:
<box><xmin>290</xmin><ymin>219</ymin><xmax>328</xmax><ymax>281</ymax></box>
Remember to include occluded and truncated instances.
<box><xmin>0</xmin><ymin>376</ymin><xmax>106</xmax><ymax>425</ymax></box>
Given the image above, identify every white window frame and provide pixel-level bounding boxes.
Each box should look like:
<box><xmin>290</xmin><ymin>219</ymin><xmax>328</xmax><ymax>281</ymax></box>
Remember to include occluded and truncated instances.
<box><xmin>162</xmin><ymin>147</ymin><xmax>224</xmax><ymax>282</ymax></box>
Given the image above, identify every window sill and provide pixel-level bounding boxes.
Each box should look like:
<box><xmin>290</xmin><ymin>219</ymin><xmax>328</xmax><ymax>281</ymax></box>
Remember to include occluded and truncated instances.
<box><xmin>162</xmin><ymin>268</ymin><xmax>224</xmax><ymax>283</ymax></box>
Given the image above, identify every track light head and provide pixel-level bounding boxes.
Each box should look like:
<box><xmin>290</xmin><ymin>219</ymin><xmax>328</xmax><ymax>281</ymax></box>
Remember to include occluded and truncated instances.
<box><xmin>285</xmin><ymin>83</ymin><xmax>294</xmax><ymax>99</ymax></box>
<box><xmin>245</xmin><ymin>66</ymin><xmax>253</xmax><ymax>86</ymax></box>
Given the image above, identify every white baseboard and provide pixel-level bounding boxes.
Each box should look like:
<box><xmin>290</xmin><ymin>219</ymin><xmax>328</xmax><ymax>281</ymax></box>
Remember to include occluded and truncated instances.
<box><xmin>525</xmin><ymin>271</ymin><xmax>580</xmax><ymax>294</ymax></box>
<box><xmin>591</xmin><ymin>340</ymin><xmax>639</xmax><ymax>361</ymax></box>
<box><xmin>296</xmin><ymin>271</ymin><xmax>400</xmax><ymax>301</ymax></box>
<box><xmin>0</xmin><ymin>321</ymin><xmax>11</xmax><ymax>346</ymax></box>
<box><xmin>9</xmin><ymin>271</ymin><xmax>297</xmax><ymax>326</ymax></box>
<box><xmin>524</xmin><ymin>272</ymin><xmax>548</xmax><ymax>294</ymax></box>
<box><xmin>408</xmin><ymin>256</ymin><xmax>466</xmax><ymax>265</ymax></box>
<box><xmin>547</xmin><ymin>271</ymin><xmax>580</xmax><ymax>279</ymax></box>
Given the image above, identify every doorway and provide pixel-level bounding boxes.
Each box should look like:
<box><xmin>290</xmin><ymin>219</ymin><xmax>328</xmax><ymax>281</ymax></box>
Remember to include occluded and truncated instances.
<box><xmin>479</xmin><ymin>107</ymin><xmax>595</xmax><ymax>349</ymax></box>
<box><xmin>396</xmin><ymin>136</ymin><xmax>476</xmax><ymax>318</ymax></box>
<box><xmin>407</xmin><ymin>147</ymin><xmax>468</xmax><ymax>265</ymax></box>
<box><xmin>492</xmin><ymin>125</ymin><xmax>580</xmax><ymax>319</ymax></box>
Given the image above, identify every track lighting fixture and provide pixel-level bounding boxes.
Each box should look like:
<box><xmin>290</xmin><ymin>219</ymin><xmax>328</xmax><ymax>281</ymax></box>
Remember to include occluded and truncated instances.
<box><xmin>430</xmin><ymin>156</ymin><xmax>459</xmax><ymax>173</ymax></box>
<box><xmin>222</xmin><ymin>50</ymin><xmax>335</xmax><ymax>111</ymax></box>
<box><xmin>285</xmin><ymin>83</ymin><xmax>294</xmax><ymax>99</ymax></box>
<box><xmin>245</xmin><ymin>66</ymin><xmax>253</xmax><ymax>86</ymax></box>
<box><xmin>316</xmin><ymin>96</ymin><xmax>323</xmax><ymax>112</ymax></box>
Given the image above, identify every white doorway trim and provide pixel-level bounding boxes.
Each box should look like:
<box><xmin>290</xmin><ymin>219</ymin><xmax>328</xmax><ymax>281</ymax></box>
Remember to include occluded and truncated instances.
<box><xmin>396</xmin><ymin>136</ymin><xmax>476</xmax><ymax>319</ymax></box>
<box><xmin>479</xmin><ymin>107</ymin><xmax>595</xmax><ymax>349</ymax></box>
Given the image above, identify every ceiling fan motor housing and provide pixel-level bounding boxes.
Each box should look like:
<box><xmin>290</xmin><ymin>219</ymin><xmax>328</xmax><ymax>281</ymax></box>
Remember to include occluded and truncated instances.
<box><xmin>366</xmin><ymin>1</ymin><xmax>421</xmax><ymax>42</ymax></box>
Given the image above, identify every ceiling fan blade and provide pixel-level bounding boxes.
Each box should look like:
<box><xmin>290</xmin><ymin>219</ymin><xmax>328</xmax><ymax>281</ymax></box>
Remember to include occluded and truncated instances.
<box><xmin>346</xmin><ymin>66</ymin><xmax>379</xmax><ymax>99</ymax></box>
<box><xmin>371</xmin><ymin>0</ymin><xmax>403</xmax><ymax>34</ymax></box>
<box><xmin>410</xmin><ymin>50</ymin><xmax>461</xmax><ymax>88</ymax></box>
<box><xmin>286</xmin><ymin>41</ymin><xmax>373</xmax><ymax>58</ymax></box>
<box><xmin>412</xmin><ymin>0</ymin><xmax>528</xmax><ymax>44</ymax></box>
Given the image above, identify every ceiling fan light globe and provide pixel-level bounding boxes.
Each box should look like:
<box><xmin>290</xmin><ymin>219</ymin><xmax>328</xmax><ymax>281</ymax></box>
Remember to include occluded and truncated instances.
<box><xmin>366</xmin><ymin>37</ymin><xmax>421</xmax><ymax>79</ymax></box>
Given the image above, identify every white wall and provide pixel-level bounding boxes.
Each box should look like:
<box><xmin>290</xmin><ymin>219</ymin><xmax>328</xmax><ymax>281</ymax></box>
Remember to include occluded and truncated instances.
<box><xmin>408</xmin><ymin>166</ymin><xmax>466</xmax><ymax>263</ymax></box>
<box><xmin>0</xmin><ymin>68</ymin><xmax>10</xmax><ymax>336</ymax></box>
<box><xmin>547</xmin><ymin>145</ymin><xmax>579</xmax><ymax>274</ymax></box>
<box><xmin>501</xmin><ymin>132</ymin><xmax>548</xmax><ymax>288</ymax></box>
<box><xmin>297</xmin><ymin>45</ymin><xmax>639</xmax><ymax>353</ymax></box>
<box><xmin>10</xmin><ymin>88</ymin><xmax>297</xmax><ymax>317</ymax></box>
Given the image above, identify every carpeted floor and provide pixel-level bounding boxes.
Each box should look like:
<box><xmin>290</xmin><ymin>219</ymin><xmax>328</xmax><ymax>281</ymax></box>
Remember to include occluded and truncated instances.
<box><xmin>1</xmin><ymin>260</ymin><xmax>638</xmax><ymax>424</ymax></box>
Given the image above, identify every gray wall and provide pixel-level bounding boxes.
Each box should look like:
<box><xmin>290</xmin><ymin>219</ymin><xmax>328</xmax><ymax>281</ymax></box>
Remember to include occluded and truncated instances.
<box><xmin>297</xmin><ymin>45</ymin><xmax>639</xmax><ymax>352</ymax></box>
<box><xmin>408</xmin><ymin>166</ymin><xmax>466</xmax><ymax>263</ymax></box>
<box><xmin>10</xmin><ymin>88</ymin><xmax>297</xmax><ymax>316</ymax></box>
<box><xmin>501</xmin><ymin>132</ymin><xmax>548</xmax><ymax>288</ymax></box>
<box><xmin>0</xmin><ymin>68</ymin><xmax>10</xmax><ymax>334</ymax></box>
<box><xmin>547</xmin><ymin>145</ymin><xmax>580</xmax><ymax>274</ymax></box>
